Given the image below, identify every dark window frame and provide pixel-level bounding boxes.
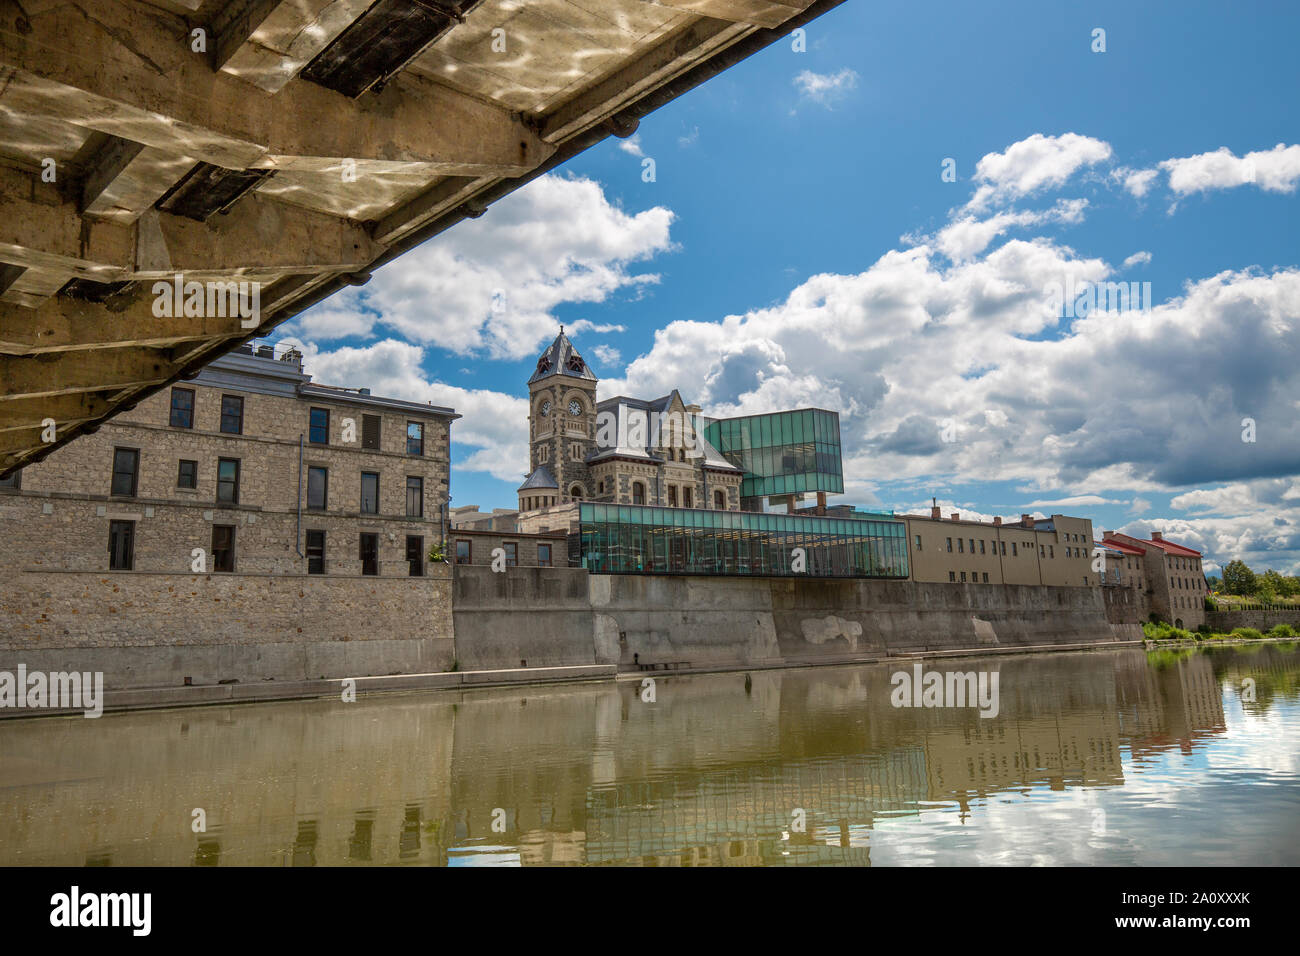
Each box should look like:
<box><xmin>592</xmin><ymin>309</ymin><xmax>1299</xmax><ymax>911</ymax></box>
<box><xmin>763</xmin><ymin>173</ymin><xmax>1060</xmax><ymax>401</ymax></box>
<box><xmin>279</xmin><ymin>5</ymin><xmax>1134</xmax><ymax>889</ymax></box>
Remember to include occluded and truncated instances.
<box><xmin>362</xmin><ymin>414</ymin><xmax>381</xmax><ymax>450</ymax></box>
<box><xmin>177</xmin><ymin>459</ymin><xmax>198</xmax><ymax>489</ymax></box>
<box><xmin>169</xmin><ymin>387</ymin><xmax>195</xmax><ymax>428</ymax></box>
<box><xmin>306</xmin><ymin>529</ymin><xmax>325</xmax><ymax>574</ymax></box>
<box><xmin>406</xmin><ymin>421</ymin><xmax>424</xmax><ymax>456</ymax></box>
<box><xmin>216</xmin><ymin>457</ymin><xmax>240</xmax><ymax>505</ymax></box>
<box><xmin>406</xmin><ymin>535</ymin><xmax>424</xmax><ymax>577</ymax></box>
<box><xmin>455</xmin><ymin>539</ymin><xmax>472</xmax><ymax>565</ymax></box>
<box><xmin>360</xmin><ymin>471</ymin><xmax>379</xmax><ymax>515</ymax></box>
<box><xmin>309</xmin><ymin>407</ymin><xmax>330</xmax><ymax>445</ymax></box>
<box><xmin>220</xmin><ymin>394</ymin><xmax>245</xmax><ymax>435</ymax></box>
<box><xmin>108</xmin><ymin>519</ymin><xmax>135</xmax><ymax>570</ymax></box>
<box><xmin>212</xmin><ymin>524</ymin><xmax>236</xmax><ymax>572</ymax></box>
<box><xmin>405</xmin><ymin>476</ymin><xmax>423</xmax><ymax>517</ymax></box>
<box><xmin>503</xmin><ymin>542</ymin><xmax>518</xmax><ymax>567</ymax></box>
<box><xmin>111</xmin><ymin>447</ymin><xmax>140</xmax><ymax>497</ymax></box>
<box><xmin>307</xmin><ymin>466</ymin><xmax>328</xmax><ymax>511</ymax></box>
<box><xmin>538</xmin><ymin>543</ymin><xmax>552</xmax><ymax>568</ymax></box>
<box><xmin>359</xmin><ymin>533</ymin><xmax>379</xmax><ymax>576</ymax></box>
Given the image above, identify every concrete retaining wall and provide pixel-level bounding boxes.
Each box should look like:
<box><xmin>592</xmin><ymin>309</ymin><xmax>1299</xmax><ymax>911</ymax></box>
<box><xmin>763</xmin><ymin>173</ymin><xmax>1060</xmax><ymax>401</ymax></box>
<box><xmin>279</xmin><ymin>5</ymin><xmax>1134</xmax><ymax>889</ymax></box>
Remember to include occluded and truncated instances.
<box><xmin>452</xmin><ymin>568</ymin><xmax>1139</xmax><ymax>673</ymax></box>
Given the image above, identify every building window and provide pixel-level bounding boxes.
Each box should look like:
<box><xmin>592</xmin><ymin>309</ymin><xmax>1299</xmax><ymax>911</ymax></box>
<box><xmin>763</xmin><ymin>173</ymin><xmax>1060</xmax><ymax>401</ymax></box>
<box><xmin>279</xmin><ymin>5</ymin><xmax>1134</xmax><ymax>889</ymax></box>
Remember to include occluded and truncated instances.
<box><xmin>406</xmin><ymin>476</ymin><xmax>423</xmax><ymax>517</ymax></box>
<box><xmin>220</xmin><ymin>395</ymin><xmax>244</xmax><ymax>435</ymax></box>
<box><xmin>307</xmin><ymin>467</ymin><xmax>327</xmax><ymax>510</ymax></box>
<box><xmin>714</xmin><ymin>489</ymin><xmax>726</xmax><ymax>510</ymax></box>
<box><xmin>455</xmin><ymin>539</ymin><xmax>472</xmax><ymax>564</ymax></box>
<box><xmin>212</xmin><ymin>524</ymin><xmax>235</xmax><ymax>572</ymax></box>
<box><xmin>360</xmin><ymin>472</ymin><xmax>379</xmax><ymax>514</ymax></box>
<box><xmin>683</xmin><ymin>487</ymin><xmax>693</xmax><ymax>509</ymax></box>
<box><xmin>359</xmin><ymin>533</ymin><xmax>378</xmax><ymax>576</ymax></box>
<box><xmin>216</xmin><ymin>458</ymin><xmax>240</xmax><ymax>504</ymax></box>
<box><xmin>503</xmin><ymin>542</ymin><xmax>518</xmax><ymax>567</ymax></box>
<box><xmin>538</xmin><ymin>543</ymin><xmax>552</xmax><ymax>568</ymax></box>
<box><xmin>406</xmin><ymin>535</ymin><xmax>423</xmax><ymax>576</ymax></box>
<box><xmin>1012</xmin><ymin>542</ymin><xmax>1018</xmax><ymax>556</ymax></box>
<box><xmin>948</xmin><ymin>571</ymin><xmax>956</xmax><ymax>582</ymax></box>
<box><xmin>0</xmin><ymin>468</ymin><xmax>21</xmax><ymax>491</ymax></box>
<box><xmin>1000</xmin><ymin>540</ymin><xmax>1006</xmax><ymax>556</ymax></box>
<box><xmin>309</xmin><ymin>407</ymin><xmax>329</xmax><ymax>445</ymax></box>
<box><xmin>957</xmin><ymin>539</ymin><xmax>964</xmax><ymax>553</ymax></box>
<box><xmin>668</xmin><ymin>486</ymin><xmax>678</xmax><ymax>507</ymax></box>
<box><xmin>968</xmin><ymin>539</ymin><xmax>975</xmax><ymax>553</ymax></box>
<box><xmin>979</xmin><ymin>540</ymin><xmax>986</xmax><ymax>554</ymax></box>
<box><xmin>111</xmin><ymin>448</ymin><xmax>139</xmax><ymax>497</ymax></box>
<box><xmin>306</xmin><ymin>530</ymin><xmax>325</xmax><ymax>574</ymax></box>
<box><xmin>177</xmin><ymin>460</ymin><xmax>197</xmax><ymax>489</ymax></box>
<box><xmin>569</xmin><ymin>485</ymin><xmax>583</xmax><ymax>500</ymax></box>
<box><xmin>983</xmin><ymin>573</ymin><xmax>989</xmax><ymax>583</ymax></box>
<box><xmin>406</xmin><ymin>421</ymin><xmax>424</xmax><ymax>456</ymax></box>
<box><xmin>362</xmin><ymin>414</ymin><xmax>381</xmax><ymax>450</ymax></box>
<box><xmin>960</xmin><ymin>571</ymin><xmax>967</xmax><ymax>582</ymax></box>
<box><xmin>170</xmin><ymin>387</ymin><xmax>195</xmax><ymax>428</ymax></box>
<box><xmin>1040</xmin><ymin>544</ymin><xmax>1046</xmax><ymax>557</ymax></box>
<box><xmin>946</xmin><ymin>537</ymin><xmax>952</xmax><ymax>552</ymax></box>
<box><xmin>1049</xmin><ymin>545</ymin><xmax>1054</xmax><ymax>558</ymax></box>
<box><xmin>108</xmin><ymin>520</ymin><xmax>134</xmax><ymax>570</ymax></box>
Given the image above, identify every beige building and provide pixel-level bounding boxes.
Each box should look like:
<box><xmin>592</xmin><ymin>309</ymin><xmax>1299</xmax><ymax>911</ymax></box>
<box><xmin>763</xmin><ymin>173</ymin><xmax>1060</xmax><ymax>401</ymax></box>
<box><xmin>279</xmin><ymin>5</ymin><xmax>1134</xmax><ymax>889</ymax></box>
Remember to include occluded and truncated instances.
<box><xmin>449</xmin><ymin>528</ymin><xmax>569</xmax><ymax>569</ymax></box>
<box><xmin>0</xmin><ymin>345</ymin><xmax>457</xmax><ymax>578</ymax></box>
<box><xmin>1104</xmin><ymin>531</ymin><xmax>1207</xmax><ymax>629</ymax></box>
<box><xmin>903</xmin><ymin>507</ymin><xmax>1096</xmax><ymax>587</ymax></box>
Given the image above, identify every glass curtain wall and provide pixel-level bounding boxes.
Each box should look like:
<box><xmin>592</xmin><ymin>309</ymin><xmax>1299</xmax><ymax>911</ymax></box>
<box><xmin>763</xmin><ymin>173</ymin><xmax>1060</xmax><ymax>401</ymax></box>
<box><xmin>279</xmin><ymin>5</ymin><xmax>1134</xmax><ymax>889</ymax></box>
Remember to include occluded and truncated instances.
<box><xmin>702</xmin><ymin>409</ymin><xmax>845</xmax><ymax>498</ymax></box>
<box><xmin>575</xmin><ymin>503</ymin><xmax>908</xmax><ymax>578</ymax></box>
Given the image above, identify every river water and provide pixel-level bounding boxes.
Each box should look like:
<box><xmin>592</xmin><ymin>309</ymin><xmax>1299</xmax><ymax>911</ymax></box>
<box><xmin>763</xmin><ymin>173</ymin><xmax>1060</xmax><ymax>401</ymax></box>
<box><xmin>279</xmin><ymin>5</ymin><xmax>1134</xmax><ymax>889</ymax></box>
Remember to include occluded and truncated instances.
<box><xmin>1</xmin><ymin>644</ymin><xmax>1297</xmax><ymax>866</ymax></box>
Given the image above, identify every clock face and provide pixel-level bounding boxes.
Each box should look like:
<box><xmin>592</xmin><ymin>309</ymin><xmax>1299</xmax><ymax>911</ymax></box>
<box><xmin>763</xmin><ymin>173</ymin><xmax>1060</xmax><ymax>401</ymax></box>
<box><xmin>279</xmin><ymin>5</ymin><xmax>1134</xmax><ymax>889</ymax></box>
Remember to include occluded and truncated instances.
<box><xmin>568</xmin><ymin>400</ymin><xmax>582</xmax><ymax>417</ymax></box>
<box><xmin>540</xmin><ymin>401</ymin><xmax>552</xmax><ymax>417</ymax></box>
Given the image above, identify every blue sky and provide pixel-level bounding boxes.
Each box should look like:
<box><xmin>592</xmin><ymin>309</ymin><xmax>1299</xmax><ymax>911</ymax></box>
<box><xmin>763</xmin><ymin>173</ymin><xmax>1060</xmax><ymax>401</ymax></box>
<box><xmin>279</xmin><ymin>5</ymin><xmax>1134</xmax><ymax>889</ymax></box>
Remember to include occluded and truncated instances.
<box><xmin>280</xmin><ymin>0</ymin><xmax>1300</xmax><ymax>574</ymax></box>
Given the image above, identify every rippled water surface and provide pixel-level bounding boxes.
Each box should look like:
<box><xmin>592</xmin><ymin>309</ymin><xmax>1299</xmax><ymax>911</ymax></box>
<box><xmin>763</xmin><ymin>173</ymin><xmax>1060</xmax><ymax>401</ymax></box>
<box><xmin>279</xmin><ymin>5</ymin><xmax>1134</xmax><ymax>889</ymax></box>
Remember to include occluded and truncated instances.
<box><xmin>2</xmin><ymin>644</ymin><xmax>1298</xmax><ymax>866</ymax></box>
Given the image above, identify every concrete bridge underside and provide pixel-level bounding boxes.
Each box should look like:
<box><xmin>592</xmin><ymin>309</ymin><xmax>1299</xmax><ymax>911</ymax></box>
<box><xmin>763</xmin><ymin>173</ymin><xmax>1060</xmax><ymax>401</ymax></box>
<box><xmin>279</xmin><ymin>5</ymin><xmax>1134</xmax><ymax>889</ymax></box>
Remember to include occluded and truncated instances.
<box><xmin>0</xmin><ymin>0</ymin><xmax>839</xmax><ymax>475</ymax></box>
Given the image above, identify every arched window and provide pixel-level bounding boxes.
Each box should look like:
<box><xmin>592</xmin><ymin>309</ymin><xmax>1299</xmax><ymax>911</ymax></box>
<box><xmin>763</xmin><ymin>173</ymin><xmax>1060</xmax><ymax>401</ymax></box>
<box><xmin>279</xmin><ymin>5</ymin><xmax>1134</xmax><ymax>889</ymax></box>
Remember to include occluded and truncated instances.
<box><xmin>714</xmin><ymin>489</ymin><xmax>726</xmax><ymax>509</ymax></box>
<box><xmin>632</xmin><ymin>482</ymin><xmax>645</xmax><ymax>505</ymax></box>
<box><xmin>569</xmin><ymin>485</ymin><xmax>583</xmax><ymax>500</ymax></box>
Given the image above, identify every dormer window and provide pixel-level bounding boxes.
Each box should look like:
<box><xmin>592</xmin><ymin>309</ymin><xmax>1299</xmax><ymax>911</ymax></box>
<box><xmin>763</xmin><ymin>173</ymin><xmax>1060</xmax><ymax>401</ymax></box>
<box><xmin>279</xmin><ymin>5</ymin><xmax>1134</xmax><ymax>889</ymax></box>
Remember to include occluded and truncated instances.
<box><xmin>566</xmin><ymin>355</ymin><xmax>584</xmax><ymax>373</ymax></box>
<box><xmin>537</xmin><ymin>355</ymin><xmax>552</xmax><ymax>372</ymax></box>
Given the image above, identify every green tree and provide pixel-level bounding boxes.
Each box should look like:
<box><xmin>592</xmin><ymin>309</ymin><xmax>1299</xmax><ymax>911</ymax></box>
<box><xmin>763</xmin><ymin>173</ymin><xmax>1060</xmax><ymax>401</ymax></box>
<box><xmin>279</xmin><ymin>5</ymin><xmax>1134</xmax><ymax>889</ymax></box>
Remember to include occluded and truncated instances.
<box><xmin>1221</xmin><ymin>559</ymin><xmax>1257</xmax><ymax>596</ymax></box>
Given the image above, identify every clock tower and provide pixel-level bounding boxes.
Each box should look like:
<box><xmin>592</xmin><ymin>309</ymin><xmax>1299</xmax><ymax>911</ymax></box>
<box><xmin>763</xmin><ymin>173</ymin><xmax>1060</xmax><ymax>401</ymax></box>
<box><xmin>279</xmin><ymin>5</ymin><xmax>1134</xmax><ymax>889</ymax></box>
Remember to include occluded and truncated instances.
<box><xmin>518</xmin><ymin>327</ymin><xmax>598</xmax><ymax>510</ymax></box>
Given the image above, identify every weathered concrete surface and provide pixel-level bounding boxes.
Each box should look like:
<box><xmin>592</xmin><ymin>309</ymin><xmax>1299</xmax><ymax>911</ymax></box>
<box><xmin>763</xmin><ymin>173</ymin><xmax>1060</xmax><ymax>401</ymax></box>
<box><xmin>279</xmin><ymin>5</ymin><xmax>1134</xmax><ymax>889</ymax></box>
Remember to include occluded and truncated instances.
<box><xmin>452</xmin><ymin>568</ymin><xmax>1141</xmax><ymax>673</ymax></box>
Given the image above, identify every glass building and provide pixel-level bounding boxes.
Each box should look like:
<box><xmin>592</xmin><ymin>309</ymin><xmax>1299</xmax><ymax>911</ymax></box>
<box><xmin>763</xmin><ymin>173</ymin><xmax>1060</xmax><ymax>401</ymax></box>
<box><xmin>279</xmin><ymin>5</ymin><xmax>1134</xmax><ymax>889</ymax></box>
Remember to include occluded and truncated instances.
<box><xmin>701</xmin><ymin>408</ymin><xmax>844</xmax><ymax>504</ymax></box>
<box><xmin>573</xmin><ymin>503</ymin><xmax>908</xmax><ymax>578</ymax></box>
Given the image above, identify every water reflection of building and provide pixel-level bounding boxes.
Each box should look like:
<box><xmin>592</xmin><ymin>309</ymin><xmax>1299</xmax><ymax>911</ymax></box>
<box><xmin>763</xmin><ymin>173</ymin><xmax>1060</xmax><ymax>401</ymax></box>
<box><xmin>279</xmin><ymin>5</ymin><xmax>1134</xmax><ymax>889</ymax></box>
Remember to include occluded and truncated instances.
<box><xmin>0</xmin><ymin>647</ymin><xmax>1278</xmax><ymax>867</ymax></box>
<box><xmin>1113</xmin><ymin>651</ymin><xmax>1227</xmax><ymax>757</ymax></box>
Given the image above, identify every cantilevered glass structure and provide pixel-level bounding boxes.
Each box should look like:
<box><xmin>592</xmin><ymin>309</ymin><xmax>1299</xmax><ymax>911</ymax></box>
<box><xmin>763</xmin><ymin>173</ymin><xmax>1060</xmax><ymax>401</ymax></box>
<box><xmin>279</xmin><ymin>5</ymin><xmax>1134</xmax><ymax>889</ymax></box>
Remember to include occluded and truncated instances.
<box><xmin>574</xmin><ymin>503</ymin><xmax>908</xmax><ymax>578</ymax></box>
<box><xmin>701</xmin><ymin>409</ymin><xmax>844</xmax><ymax>501</ymax></box>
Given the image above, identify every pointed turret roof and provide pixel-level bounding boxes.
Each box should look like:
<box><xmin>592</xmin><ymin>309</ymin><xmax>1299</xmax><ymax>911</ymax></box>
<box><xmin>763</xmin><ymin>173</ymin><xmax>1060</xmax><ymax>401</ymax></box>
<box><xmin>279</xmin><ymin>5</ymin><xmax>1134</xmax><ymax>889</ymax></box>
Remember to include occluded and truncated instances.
<box><xmin>517</xmin><ymin>465</ymin><xmax>558</xmax><ymax>492</ymax></box>
<box><xmin>528</xmin><ymin>327</ymin><xmax>597</xmax><ymax>385</ymax></box>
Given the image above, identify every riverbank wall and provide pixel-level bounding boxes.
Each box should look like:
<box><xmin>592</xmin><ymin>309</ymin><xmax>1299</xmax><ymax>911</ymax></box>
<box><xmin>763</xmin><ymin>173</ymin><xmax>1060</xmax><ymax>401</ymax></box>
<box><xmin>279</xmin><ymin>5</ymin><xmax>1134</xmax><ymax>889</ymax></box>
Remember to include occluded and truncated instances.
<box><xmin>0</xmin><ymin>566</ymin><xmax>1139</xmax><ymax>715</ymax></box>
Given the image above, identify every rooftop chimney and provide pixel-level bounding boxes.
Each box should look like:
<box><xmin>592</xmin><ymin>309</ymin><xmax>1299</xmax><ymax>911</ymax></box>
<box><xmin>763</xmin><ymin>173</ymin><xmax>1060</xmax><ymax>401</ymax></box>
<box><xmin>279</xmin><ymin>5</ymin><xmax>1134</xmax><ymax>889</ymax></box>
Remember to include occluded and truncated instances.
<box><xmin>1021</xmin><ymin>514</ymin><xmax>1034</xmax><ymax>529</ymax></box>
<box><xmin>930</xmin><ymin>505</ymin><xmax>942</xmax><ymax>519</ymax></box>
<box><xmin>950</xmin><ymin>513</ymin><xmax>960</xmax><ymax>522</ymax></box>
<box><xmin>1104</xmin><ymin>530</ymin><xmax>1116</xmax><ymax>538</ymax></box>
<box><xmin>1151</xmin><ymin>531</ymin><xmax>1163</xmax><ymax>541</ymax></box>
<box><xmin>993</xmin><ymin>516</ymin><xmax>1001</xmax><ymax>527</ymax></box>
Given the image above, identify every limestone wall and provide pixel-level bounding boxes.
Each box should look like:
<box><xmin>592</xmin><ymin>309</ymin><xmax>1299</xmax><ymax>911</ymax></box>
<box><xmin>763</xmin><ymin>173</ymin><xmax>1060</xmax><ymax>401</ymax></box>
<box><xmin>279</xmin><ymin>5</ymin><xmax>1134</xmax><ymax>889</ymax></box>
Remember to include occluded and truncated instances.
<box><xmin>0</xmin><ymin>567</ymin><xmax>454</xmax><ymax>687</ymax></box>
<box><xmin>1205</xmin><ymin>608</ymin><xmax>1300</xmax><ymax>632</ymax></box>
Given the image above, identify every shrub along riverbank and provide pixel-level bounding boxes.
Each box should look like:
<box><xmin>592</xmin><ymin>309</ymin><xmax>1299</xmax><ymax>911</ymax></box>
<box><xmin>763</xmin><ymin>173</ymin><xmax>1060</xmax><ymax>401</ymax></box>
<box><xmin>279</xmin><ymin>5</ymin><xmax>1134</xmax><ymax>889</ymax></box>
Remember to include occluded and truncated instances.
<box><xmin>1143</xmin><ymin>620</ymin><xmax>1298</xmax><ymax>644</ymax></box>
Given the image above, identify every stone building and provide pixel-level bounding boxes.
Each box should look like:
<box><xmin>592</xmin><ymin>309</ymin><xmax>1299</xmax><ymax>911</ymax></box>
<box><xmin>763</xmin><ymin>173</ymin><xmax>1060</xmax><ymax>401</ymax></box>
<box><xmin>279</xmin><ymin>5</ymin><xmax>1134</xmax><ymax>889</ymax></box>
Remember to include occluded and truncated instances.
<box><xmin>517</xmin><ymin>330</ymin><xmax>743</xmax><ymax>514</ymax></box>
<box><xmin>1103</xmin><ymin>531</ymin><xmax>1206</xmax><ymax>628</ymax></box>
<box><xmin>0</xmin><ymin>344</ymin><xmax>457</xmax><ymax>578</ymax></box>
<box><xmin>902</xmin><ymin>507</ymin><xmax>1097</xmax><ymax>587</ymax></box>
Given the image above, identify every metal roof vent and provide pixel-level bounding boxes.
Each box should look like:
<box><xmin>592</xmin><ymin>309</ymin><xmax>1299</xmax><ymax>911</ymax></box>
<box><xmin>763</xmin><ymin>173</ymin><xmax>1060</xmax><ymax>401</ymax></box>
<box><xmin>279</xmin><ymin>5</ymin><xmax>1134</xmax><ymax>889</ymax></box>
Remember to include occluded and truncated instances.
<box><xmin>300</xmin><ymin>0</ymin><xmax>480</xmax><ymax>99</ymax></box>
